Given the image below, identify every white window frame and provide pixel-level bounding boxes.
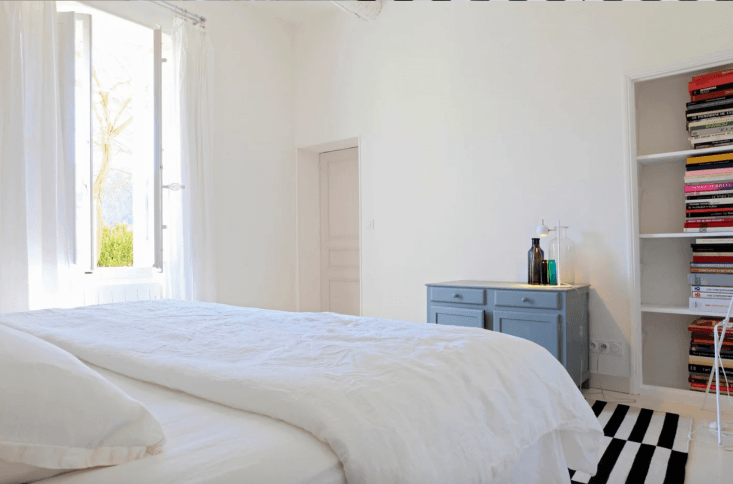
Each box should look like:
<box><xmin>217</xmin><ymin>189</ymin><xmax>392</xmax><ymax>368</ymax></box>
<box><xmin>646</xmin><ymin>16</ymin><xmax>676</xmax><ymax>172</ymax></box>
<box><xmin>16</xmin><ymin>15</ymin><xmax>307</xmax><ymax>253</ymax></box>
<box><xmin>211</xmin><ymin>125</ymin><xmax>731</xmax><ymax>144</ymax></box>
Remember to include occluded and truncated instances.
<box><xmin>58</xmin><ymin>7</ymin><xmax>164</xmax><ymax>282</ymax></box>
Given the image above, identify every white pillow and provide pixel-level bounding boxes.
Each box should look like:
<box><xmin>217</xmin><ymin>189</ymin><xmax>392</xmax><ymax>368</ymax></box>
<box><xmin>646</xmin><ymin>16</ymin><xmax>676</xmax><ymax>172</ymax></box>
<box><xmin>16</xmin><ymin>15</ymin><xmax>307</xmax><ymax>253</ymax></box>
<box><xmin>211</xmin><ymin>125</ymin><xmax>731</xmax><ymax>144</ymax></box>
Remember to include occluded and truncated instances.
<box><xmin>0</xmin><ymin>324</ymin><xmax>165</xmax><ymax>484</ymax></box>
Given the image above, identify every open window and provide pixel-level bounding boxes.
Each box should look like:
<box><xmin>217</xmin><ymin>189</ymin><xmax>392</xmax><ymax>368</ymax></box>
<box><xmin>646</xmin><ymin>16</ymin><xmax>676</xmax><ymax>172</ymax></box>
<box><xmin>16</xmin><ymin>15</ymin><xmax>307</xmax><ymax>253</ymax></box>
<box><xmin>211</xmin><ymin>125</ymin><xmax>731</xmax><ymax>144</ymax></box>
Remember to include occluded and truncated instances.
<box><xmin>57</xmin><ymin>3</ymin><xmax>171</xmax><ymax>275</ymax></box>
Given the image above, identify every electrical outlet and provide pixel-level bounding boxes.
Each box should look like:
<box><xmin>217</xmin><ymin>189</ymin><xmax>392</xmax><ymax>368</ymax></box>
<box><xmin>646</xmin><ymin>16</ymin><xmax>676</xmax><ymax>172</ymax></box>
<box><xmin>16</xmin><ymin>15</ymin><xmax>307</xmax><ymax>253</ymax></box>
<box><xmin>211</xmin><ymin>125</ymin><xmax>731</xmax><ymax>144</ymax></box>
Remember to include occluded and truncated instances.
<box><xmin>590</xmin><ymin>340</ymin><xmax>600</xmax><ymax>353</ymax></box>
<box><xmin>594</xmin><ymin>340</ymin><xmax>623</xmax><ymax>356</ymax></box>
<box><xmin>609</xmin><ymin>341</ymin><xmax>623</xmax><ymax>356</ymax></box>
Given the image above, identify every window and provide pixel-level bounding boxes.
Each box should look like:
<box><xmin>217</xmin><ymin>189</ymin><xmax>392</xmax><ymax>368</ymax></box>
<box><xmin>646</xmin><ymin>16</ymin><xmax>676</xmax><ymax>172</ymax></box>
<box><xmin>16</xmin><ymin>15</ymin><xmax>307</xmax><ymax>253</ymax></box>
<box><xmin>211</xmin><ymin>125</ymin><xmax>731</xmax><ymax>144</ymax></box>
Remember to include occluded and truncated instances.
<box><xmin>57</xmin><ymin>3</ymin><xmax>170</xmax><ymax>275</ymax></box>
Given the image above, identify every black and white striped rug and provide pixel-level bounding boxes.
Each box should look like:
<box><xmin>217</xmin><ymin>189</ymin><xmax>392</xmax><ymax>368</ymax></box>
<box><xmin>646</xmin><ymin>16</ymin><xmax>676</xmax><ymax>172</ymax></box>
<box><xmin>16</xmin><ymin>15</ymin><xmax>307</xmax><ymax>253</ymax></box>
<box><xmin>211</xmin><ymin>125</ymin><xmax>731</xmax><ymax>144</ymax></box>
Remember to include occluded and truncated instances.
<box><xmin>569</xmin><ymin>400</ymin><xmax>692</xmax><ymax>484</ymax></box>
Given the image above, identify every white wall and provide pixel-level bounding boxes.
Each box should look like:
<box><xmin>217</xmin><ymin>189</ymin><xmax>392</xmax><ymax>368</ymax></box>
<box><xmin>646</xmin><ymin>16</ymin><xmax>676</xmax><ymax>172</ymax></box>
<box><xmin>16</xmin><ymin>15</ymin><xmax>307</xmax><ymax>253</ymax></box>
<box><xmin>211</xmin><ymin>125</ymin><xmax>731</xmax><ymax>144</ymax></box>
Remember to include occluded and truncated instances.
<box><xmin>292</xmin><ymin>3</ymin><xmax>733</xmax><ymax>388</ymax></box>
<box><xmin>185</xmin><ymin>3</ymin><xmax>298</xmax><ymax>311</ymax></box>
<box><xmin>297</xmin><ymin>148</ymin><xmax>321</xmax><ymax>312</ymax></box>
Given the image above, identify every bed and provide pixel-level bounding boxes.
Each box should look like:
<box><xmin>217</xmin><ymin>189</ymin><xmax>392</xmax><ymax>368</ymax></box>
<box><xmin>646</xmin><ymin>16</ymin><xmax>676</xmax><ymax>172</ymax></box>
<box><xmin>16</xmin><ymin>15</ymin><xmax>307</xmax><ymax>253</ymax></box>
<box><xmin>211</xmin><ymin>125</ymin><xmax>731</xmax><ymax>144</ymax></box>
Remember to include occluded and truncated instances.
<box><xmin>0</xmin><ymin>300</ymin><xmax>603</xmax><ymax>484</ymax></box>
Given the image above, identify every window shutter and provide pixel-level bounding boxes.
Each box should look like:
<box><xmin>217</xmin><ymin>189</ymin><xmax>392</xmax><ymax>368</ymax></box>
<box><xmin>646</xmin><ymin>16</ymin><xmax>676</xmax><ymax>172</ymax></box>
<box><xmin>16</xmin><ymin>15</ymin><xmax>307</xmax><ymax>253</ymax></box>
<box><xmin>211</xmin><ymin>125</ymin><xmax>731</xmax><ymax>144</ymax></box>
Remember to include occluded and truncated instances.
<box><xmin>58</xmin><ymin>12</ymin><xmax>93</xmax><ymax>272</ymax></box>
<box><xmin>153</xmin><ymin>27</ymin><xmax>163</xmax><ymax>271</ymax></box>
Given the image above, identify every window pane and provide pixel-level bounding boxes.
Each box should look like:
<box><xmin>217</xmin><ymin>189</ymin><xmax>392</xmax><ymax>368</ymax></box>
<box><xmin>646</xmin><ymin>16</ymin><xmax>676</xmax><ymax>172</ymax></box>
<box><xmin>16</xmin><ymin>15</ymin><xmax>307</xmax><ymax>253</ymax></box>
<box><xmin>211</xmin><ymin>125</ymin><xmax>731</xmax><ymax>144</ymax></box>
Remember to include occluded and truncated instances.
<box><xmin>90</xmin><ymin>9</ymin><xmax>154</xmax><ymax>268</ymax></box>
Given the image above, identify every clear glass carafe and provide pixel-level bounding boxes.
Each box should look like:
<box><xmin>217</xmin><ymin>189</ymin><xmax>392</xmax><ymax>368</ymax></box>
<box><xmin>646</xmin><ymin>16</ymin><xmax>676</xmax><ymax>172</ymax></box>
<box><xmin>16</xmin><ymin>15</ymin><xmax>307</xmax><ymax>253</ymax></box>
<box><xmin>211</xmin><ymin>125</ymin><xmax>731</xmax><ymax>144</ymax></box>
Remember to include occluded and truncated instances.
<box><xmin>549</xmin><ymin>227</ymin><xmax>575</xmax><ymax>285</ymax></box>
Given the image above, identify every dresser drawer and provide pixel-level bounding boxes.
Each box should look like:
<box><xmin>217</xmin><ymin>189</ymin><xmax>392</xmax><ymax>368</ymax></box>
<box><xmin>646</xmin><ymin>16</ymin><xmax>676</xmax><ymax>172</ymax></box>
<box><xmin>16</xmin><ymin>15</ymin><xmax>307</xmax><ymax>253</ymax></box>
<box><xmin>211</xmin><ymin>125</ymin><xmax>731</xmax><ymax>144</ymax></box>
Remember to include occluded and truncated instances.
<box><xmin>494</xmin><ymin>290</ymin><xmax>561</xmax><ymax>310</ymax></box>
<box><xmin>430</xmin><ymin>307</ymin><xmax>484</xmax><ymax>329</ymax></box>
<box><xmin>430</xmin><ymin>287</ymin><xmax>485</xmax><ymax>305</ymax></box>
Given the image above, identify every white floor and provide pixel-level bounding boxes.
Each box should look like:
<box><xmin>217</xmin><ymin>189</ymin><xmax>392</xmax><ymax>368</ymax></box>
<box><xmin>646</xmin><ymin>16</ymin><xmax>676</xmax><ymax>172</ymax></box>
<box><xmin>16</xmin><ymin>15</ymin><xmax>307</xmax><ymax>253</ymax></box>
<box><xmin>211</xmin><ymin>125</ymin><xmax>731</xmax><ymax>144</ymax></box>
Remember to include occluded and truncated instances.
<box><xmin>582</xmin><ymin>388</ymin><xmax>733</xmax><ymax>484</ymax></box>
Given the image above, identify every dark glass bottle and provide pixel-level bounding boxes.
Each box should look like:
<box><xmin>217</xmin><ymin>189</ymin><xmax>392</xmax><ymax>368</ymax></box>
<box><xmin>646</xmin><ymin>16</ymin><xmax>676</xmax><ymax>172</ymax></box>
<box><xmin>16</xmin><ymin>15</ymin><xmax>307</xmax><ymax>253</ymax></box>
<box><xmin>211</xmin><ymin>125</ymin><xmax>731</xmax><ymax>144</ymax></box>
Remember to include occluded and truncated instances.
<box><xmin>541</xmin><ymin>260</ymin><xmax>549</xmax><ymax>285</ymax></box>
<box><xmin>528</xmin><ymin>238</ymin><xmax>544</xmax><ymax>285</ymax></box>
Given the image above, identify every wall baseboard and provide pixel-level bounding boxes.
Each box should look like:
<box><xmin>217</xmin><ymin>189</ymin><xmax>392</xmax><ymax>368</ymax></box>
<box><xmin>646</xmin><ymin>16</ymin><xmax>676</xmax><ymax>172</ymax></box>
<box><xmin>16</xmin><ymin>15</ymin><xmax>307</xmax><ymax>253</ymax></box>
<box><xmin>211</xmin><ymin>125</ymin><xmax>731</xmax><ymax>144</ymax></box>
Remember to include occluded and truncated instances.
<box><xmin>590</xmin><ymin>373</ymin><xmax>631</xmax><ymax>394</ymax></box>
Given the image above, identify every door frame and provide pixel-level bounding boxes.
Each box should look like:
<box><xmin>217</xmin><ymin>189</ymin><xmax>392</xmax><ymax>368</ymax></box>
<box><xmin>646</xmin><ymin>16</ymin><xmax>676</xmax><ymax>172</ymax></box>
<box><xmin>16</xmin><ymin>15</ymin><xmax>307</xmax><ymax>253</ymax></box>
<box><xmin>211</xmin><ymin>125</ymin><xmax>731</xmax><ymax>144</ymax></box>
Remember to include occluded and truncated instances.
<box><xmin>296</xmin><ymin>136</ymin><xmax>363</xmax><ymax>315</ymax></box>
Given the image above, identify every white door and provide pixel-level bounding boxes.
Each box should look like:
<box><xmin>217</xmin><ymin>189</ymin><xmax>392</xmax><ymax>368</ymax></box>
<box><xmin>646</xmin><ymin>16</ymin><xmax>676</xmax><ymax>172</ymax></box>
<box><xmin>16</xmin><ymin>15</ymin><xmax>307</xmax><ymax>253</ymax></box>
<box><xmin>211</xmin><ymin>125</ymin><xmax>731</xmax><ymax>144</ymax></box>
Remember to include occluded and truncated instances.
<box><xmin>320</xmin><ymin>148</ymin><xmax>360</xmax><ymax>315</ymax></box>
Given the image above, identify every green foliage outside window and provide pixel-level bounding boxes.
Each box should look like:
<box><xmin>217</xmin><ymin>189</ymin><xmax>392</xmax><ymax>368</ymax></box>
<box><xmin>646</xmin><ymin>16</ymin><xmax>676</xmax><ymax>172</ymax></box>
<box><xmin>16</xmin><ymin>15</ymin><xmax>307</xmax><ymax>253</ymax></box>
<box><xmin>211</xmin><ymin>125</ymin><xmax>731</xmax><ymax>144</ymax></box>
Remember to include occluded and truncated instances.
<box><xmin>98</xmin><ymin>224</ymin><xmax>133</xmax><ymax>267</ymax></box>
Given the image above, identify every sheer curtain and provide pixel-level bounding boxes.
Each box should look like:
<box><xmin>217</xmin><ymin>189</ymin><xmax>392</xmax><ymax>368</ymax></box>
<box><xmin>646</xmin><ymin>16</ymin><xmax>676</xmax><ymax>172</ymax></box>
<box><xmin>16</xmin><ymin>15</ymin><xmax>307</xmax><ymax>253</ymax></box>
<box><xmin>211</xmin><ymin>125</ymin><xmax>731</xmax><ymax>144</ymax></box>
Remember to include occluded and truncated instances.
<box><xmin>0</xmin><ymin>2</ymin><xmax>72</xmax><ymax>313</ymax></box>
<box><xmin>165</xmin><ymin>18</ymin><xmax>216</xmax><ymax>302</ymax></box>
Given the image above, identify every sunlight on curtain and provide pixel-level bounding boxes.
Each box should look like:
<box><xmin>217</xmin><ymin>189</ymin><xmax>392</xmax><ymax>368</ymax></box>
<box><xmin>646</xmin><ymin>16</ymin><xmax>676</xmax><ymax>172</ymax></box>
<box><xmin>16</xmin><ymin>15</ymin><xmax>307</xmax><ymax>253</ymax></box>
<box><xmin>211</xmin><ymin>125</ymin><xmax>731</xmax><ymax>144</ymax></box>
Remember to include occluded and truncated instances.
<box><xmin>0</xmin><ymin>2</ymin><xmax>72</xmax><ymax>312</ymax></box>
<box><xmin>165</xmin><ymin>18</ymin><xmax>215</xmax><ymax>302</ymax></box>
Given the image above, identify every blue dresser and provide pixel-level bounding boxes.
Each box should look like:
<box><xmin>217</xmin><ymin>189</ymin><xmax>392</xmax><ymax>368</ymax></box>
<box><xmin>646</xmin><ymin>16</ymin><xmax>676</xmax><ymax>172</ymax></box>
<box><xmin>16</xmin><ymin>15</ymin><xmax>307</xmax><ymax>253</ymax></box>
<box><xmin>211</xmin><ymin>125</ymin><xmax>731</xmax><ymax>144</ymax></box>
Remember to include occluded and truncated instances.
<box><xmin>426</xmin><ymin>281</ymin><xmax>590</xmax><ymax>387</ymax></box>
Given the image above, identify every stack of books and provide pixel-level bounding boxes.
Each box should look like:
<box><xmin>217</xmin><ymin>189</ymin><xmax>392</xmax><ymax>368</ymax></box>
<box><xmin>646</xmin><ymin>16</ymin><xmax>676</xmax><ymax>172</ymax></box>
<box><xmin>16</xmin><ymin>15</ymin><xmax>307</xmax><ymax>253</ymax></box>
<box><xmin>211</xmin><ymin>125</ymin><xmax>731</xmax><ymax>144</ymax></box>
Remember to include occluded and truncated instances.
<box><xmin>689</xmin><ymin>238</ymin><xmax>733</xmax><ymax>313</ymax></box>
<box><xmin>688</xmin><ymin>69</ymin><xmax>733</xmax><ymax>150</ymax></box>
<box><xmin>684</xmin><ymin>152</ymin><xmax>733</xmax><ymax>233</ymax></box>
<box><xmin>688</xmin><ymin>317</ymin><xmax>733</xmax><ymax>393</ymax></box>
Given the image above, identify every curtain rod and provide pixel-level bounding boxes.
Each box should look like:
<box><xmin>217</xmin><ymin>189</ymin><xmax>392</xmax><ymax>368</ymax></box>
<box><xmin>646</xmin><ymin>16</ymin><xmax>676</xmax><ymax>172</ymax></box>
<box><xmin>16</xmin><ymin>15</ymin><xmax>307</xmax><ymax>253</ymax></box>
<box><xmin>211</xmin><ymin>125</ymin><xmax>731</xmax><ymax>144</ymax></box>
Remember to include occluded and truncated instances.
<box><xmin>148</xmin><ymin>1</ymin><xmax>206</xmax><ymax>26</ymax></box>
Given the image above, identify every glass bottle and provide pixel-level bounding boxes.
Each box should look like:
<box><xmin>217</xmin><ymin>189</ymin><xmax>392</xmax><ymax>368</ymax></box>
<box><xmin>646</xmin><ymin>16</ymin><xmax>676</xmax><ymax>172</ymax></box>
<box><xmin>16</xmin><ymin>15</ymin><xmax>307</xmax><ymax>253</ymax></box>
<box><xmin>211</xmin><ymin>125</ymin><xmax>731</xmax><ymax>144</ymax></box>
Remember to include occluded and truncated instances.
<box><xmin>549</xmin><ymin>227</ymin><xmax>575</xmax><ymax>285</ymax></box>
<box><xmin>528</xmin><ymin>238</ymin><xmax>544</xmax><ymax>285</ymax></box>
<box><xmin>547</xmin><ymin>260</ymin><xmax>557</xmax><ymax>285</ymax></box>
<box><xmin>541</xmin><ymin>260</ymin><xmax>548</xmax><ymax>285</ymax></box>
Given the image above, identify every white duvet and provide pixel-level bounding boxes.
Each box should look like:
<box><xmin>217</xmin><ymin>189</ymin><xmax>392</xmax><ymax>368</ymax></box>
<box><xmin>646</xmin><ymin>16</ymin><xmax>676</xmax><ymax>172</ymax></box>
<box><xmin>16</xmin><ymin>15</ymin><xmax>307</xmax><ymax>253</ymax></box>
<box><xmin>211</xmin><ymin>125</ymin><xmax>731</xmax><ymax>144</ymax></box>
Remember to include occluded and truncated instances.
<box><xmin>0</xmin><ymin>300</ymin><xmax>602</xmax><ymax>484</ymax></box>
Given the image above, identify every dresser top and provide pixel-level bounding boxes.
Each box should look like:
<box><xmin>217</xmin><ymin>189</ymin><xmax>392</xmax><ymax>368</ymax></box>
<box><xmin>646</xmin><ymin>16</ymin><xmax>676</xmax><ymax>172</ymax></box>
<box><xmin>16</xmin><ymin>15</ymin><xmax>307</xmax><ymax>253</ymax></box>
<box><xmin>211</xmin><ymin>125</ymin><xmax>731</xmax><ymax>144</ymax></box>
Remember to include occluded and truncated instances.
<box><xmin>426</xmin><ymin>280</ymin><xmax>590</xmax><ymax>291</ymax></box>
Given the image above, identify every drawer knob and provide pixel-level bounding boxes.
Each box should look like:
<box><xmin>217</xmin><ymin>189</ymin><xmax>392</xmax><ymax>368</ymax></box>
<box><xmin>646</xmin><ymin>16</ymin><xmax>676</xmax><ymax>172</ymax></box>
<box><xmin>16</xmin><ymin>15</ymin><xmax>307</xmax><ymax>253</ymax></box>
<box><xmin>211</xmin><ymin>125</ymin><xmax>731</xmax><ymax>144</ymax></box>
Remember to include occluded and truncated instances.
<box><xmin>453</xmin><ymin>293</ymin><xmax>461</xmax><ymax>298</ymax></box>
<box><xmin>521</xmin><ymin>297</ymin><xmax>529</xmax><ymax>303</ymax></box>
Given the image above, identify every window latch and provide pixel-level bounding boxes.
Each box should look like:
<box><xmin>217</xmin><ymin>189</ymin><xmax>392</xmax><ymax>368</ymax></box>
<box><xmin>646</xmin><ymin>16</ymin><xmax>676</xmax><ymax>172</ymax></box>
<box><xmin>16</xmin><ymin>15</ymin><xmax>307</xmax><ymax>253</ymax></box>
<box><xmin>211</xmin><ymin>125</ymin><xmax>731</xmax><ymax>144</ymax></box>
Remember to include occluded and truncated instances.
<box><xmin>162</xmin><ymin>183</ymin><xmax>185</xmax><ymax>191</ymax></box>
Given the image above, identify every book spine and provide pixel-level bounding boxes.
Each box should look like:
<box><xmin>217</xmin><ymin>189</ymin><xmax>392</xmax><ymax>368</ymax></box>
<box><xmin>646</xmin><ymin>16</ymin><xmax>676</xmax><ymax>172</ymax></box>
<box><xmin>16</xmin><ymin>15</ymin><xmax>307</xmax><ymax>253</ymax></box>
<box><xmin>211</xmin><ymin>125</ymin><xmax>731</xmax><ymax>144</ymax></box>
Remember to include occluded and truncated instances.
<box><xmin>687</xmin><ymin>153</ymin><xmax>733</xmax><ymax>165</ymax></box>
<box><xmin>688</xmin><ymin>109</ymin><xmax>733</xmax><ymax>122</ymax></box>
<box><xmin>685</xmin><ymin>167</ymin><xmax>733</xmax><ymax>177</ymax></box>
<box><xmin>690</xmin><ymin>337</ymin><xmax>733</xmax><ymax>345</ymax></box>
<box><xmin>690</xmin><ymin>349</ymin><xmax>733</xmax><ymax>358</ymax></box>
<box><xmin>687</xmin><ymin>215</ymin><xmax>733</xmax><ymax>221</ymax></box>
<box><xmin>690</xmin><ymin>244</ymin><xmax>733</xmax><ymax>251</ymax></box>
<box><xmin>685</xmin><ymin>221</ymin><xmax>733</xmax><ymax>228</ymax></box>
<box><xmin>686</xmin><ymin>95</ymin><xmax>733</xmax><ymax>110</ymax></box>
<box><xmin>686</xmin><ymin>202</ymin><xmax>733</xmax><ymax>209</ymax></box>
<box><xmin>689</xmin><ymin>356</ymin><xmax>733</xmax><ymax>369</ymax></box>
<box><xmin>690</xmin><ymin>382</ymin><xmax>733</xmax><ymax>392</ymax></box>
<box><xmin>691</xmin><ymin>89</ymin><xmax>733</xmax><ymax>103</ymax></box>
<box><xmin>691</xmin><ymin>285</ymin><xmax>733</xmax><ymax>292</ymax></box>
<box><xmin>689</xmin><ymin>132</ymin><xmax>733</xmax><ymax>144</ymax></box>
<box><xmin>689</xmin><ymin>364</ymin><xmax>733</xmax><ymax>373</ymax></box>
<box><xmin>684</xmin><ymin>227</ymin><xmax>733</xmax><ymax>233</ymax></box>
<box><xmin>690</xmin><ymin>268</ymin><xmax>733</xmax><ymax>273</ymax></box>
<box><xmin>692</xmin><ymin>292</ymin><xmax>733</xmax><ymax>299</ymax></box>
<box><xmin>691</xmin><ymin>251</ymin><xmax>733</xmax><ymax>256</ymax></box>
<box><xmin>686</xmin><ymin>189</ymin><xmax>733</xmax><ymax>198</ymax></box>
<box><xmin>686</xmin><ymin>209</ymin><xmax>733</xmax><ymax>215</ymax></box>
<box><xmin>691</xmin><ymin>81</ymin><xmax>733</xmax><ymax>97</ymax></box>
<box><xmin>690</xmin><ymin>70</ymin><xmax>733</xmax><ymax>91</ymax></box>
<box><xmin>685</xmin><ymin>182</ymin><xmax>733</xmax><ymax>192</ymax></box>
<box><xmin>691</xmin><ymin>341</ymin><xmax>733</xmax><ymax>349</ymax></box>
<box><xmin>685</xmin><ymin>161</ymin><xmax>733</xmax><ymax>172</ymax></box>
<box><xmin>684</xmin><ymin>175</ymin><xmax>733</xmax><ymax>184</ymax></box>
<box><xmin>690</xmin><ymin>263</ymin><xmax>733</xmax><ymax>269</ymax></box>
<box><xmin>689</xmin><ymin>272</ymin><xmax>733</xmax><ymax>286</ymax></box>
<box><xmin>690</xmin><ymin>297</ymin><xmax>733</xmax><ymax>310</ymax></box>
<box><xmin>690</xmin><ymin>126</ymin><xmax>733</xmax><ymax>137</ymax></box>
<box><xmin>695</xmin><ymin>238</ymin><xmax>733</xmax><ymax>243</ymax></box>
<box><xmin>689</xmin><ymin>116</ymin><xmax>733</xmax><ymax>130</ymax></box>
<box><xmin>694</xmin><ymin>140</ymin><xmax>733</xmax><ymax>150</ymax></box>
<box><xmin>688</xmin><ymin>101</ymin><xmax>733</xmax><ymax>116</ymax></box>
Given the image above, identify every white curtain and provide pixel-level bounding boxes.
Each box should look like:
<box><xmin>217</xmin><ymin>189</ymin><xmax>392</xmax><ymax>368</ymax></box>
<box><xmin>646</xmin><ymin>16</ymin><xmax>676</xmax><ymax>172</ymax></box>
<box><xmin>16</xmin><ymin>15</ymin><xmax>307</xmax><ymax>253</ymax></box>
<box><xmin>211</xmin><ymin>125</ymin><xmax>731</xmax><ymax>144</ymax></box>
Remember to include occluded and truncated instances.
<box><xmin>165</xmin><ymin>18</ymin><xmax>216</xmax><ymax>302</ymax></box>
<box><xmin>0</xmin><ymin>2</ymin><xmax>72</xmax><ymax>313</ymax></box>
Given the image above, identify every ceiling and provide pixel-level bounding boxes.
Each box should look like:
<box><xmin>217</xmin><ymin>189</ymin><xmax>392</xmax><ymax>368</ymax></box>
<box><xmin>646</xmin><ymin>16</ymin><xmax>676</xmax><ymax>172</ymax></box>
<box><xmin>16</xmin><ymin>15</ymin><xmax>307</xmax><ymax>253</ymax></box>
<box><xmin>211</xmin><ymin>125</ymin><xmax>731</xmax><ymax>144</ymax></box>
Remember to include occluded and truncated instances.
<box><xmin>247</xmin><ymin>2</ymin><xmax>343</xmax><ymax>27</ymax></box>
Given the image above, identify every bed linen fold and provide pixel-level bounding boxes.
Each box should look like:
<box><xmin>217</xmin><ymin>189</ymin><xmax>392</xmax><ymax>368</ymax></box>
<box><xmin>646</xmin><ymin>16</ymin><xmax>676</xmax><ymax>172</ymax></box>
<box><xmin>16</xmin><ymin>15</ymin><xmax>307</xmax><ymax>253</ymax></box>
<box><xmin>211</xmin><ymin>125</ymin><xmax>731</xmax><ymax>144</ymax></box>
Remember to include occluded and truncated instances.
<box><xmin>0</xmin><ymin>300</ymin><xmax>602</xmax><ymax>484</ymax></box>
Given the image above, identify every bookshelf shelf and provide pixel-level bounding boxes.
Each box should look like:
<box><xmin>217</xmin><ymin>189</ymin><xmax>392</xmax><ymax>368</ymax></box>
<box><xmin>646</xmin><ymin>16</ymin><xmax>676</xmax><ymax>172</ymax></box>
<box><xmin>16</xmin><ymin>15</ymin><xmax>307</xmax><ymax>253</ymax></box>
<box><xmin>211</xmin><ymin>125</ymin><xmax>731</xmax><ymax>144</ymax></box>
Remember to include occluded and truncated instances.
<box><xmin>641</xmin><ymin>304</ymin><xmax>727</xmax><ymax>317</ymax></box>
<box><xmin>640</xmin><ymin>232</ymin><xmax>733</xmax><ymax>239</ymax></box>
<box><xmin>637</xmin><ymin>145</ymin><xmax>733</xmax><ymax>166</ymax></box>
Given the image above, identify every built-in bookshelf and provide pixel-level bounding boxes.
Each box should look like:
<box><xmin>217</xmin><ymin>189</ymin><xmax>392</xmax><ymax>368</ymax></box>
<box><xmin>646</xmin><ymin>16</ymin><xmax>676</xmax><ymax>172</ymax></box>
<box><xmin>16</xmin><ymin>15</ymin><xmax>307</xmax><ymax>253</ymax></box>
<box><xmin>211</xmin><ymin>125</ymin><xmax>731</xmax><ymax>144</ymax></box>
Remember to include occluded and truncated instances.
<box><xmin>628</xmin><ymin>53</ymin><xmax>733</xmax><ymax>406</ymax></box>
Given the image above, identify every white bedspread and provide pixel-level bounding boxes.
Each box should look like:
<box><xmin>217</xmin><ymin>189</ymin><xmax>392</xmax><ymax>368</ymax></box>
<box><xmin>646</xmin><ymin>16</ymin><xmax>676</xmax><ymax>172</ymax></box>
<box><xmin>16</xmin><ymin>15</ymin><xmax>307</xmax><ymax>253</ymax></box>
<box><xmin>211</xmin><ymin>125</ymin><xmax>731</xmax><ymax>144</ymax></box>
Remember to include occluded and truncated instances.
<box><xmin>0</xmin><ymin>300</ymin><xmax>602</xmax><ymax>484</ymax></box>
<box><xmin>37</xmin><ymin>364</ymin><xmax>346</xmax><ymax>484</ymax></box>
